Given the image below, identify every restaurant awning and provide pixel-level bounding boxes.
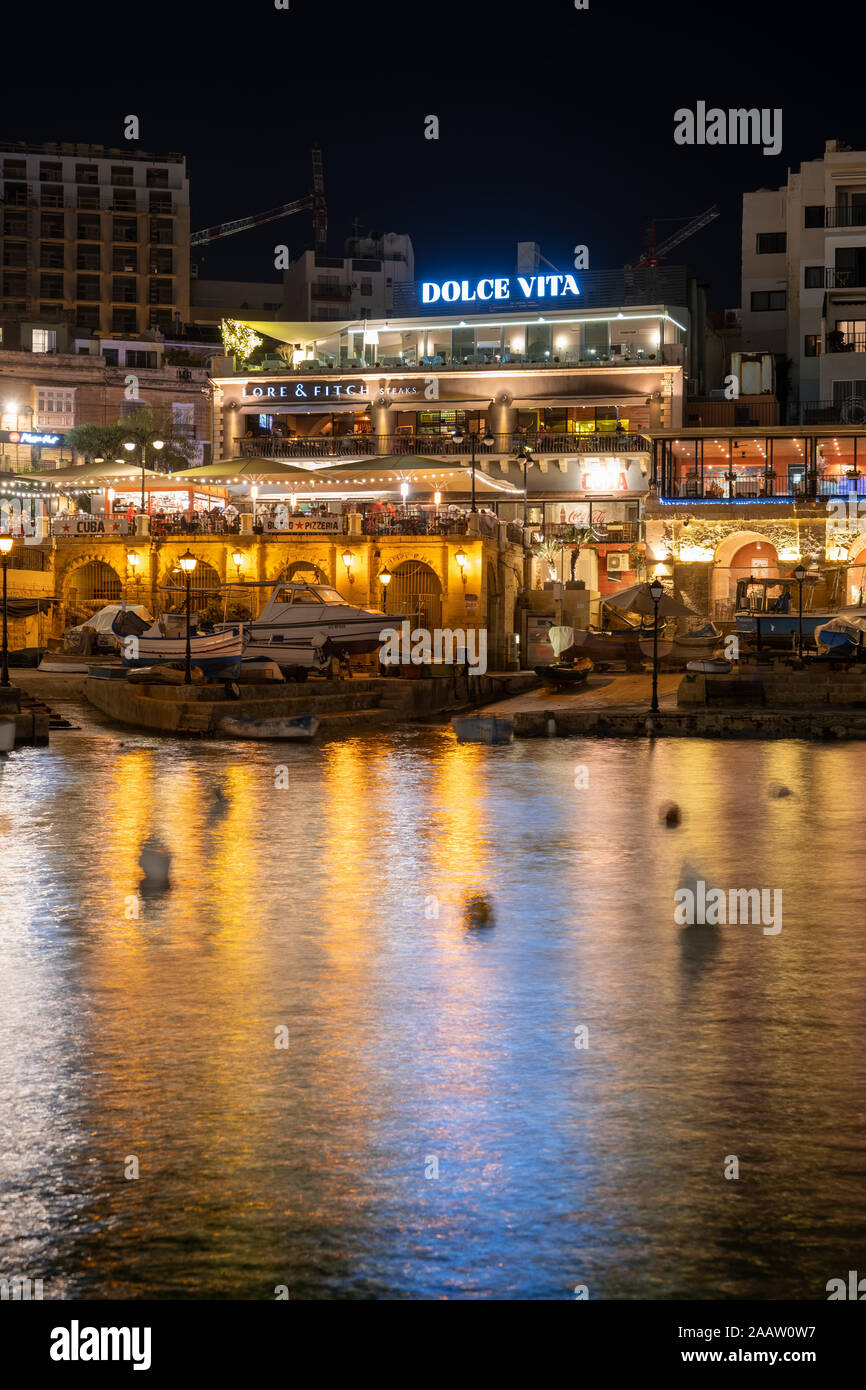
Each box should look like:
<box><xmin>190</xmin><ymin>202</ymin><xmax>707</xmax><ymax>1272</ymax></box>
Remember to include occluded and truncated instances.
<box><xmin>32</xmin><ymin>460</ymin><xmax>166</xmax><ymax>485</ymax></box>
<box><xmin>237</xmin><ymin>320</ymin><xmax>356</xmax><ymax>345</ymax></box>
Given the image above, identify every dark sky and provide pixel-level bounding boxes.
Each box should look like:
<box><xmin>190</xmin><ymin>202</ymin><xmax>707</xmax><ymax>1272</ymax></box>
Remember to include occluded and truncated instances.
<box><xmin>4</xmin><ymin>1</ymin><xmax>866</xmax><ymax>309</ymax></box>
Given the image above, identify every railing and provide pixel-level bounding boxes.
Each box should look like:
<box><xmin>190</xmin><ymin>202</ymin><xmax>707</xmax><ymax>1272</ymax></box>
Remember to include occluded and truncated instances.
<box><xmin>361</xmin><ymin>513</ymin><xmax>470</xmax><ymax>538</ymax></box>
<box><xmin>825</xmin><ymin>269</ymin><xmax>865</xmax><ymax>290</ymax></box>
<box><xmin>239</xmin><ymin>431</ymin><xmax>651</xmax><ymax>460</ymax></box>
<box><xmin>5</xmin><ymin>546</ymin><xmax>49</xmax><ymax>569</ymax></box>
<box><xmin>663</xmin><ymin>474</ymin><xmax>866</xmax><ymax>500</ymax></box>
<box><xmin>538</xmin><ymin>521</ymin><xmax>641</xmax><ymax>543</ymax></box>
<box><xmin>240</xmin><ymin>353</ymin><xmax>662</xmax><ymax>375</ymax></box>
<box><xmin>825</xmin><ymin>333</ymin><xmax>866</xmax><ymax>352</ymax></box>
<box><xmin>825</xmin><ymin>206</ymin><xmax>866</xmax><ymax>228</ymax></box>
<box><xmin>787</xmin><ymin>399</ymin><xmax>866</xmax><ymax>425</ymax></box>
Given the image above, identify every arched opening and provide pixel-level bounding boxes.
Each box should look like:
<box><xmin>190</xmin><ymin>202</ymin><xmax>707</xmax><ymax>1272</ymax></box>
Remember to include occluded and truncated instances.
<box><xmin>386</xmin><ymin>560</ymin><xmax>442</xmax><ymax>628</ymax></box>
<box><xmin>710</xmin><ymin>534</ymin><xmax>779</xmax><ymax>619</ymax></box>
<box><xmin>163</xmin><ymin>558</ymin><xmax>222</xmax><ymax>617</ymax></box>
<box><xmin>68</xmin><ymin>560</ymin><xmax>122</xmax><ymax>605</ymax></box>
<box><xmin>281</xmin><ymin>560</ymin><xmax>329</xmax><ymax>585</ymax></box>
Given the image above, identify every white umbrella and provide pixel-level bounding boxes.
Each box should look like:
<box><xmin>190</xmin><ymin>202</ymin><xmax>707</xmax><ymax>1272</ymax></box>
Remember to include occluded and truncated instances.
<box><xmin>604</xmin><ymin>582</ymin><xmax>697</xmax><ymax>618</ymax></box>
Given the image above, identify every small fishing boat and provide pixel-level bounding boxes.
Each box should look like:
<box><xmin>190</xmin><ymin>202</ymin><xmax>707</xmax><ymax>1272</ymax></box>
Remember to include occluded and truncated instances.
<box><xmin>218</xmin><ymin>713</ymin><xmax>319</xmax><ymax>740</ymax></box>
<box><xmin>533</xmin><ymin>657</ymin><xmax>594</xmax><ymax>687</ymax></box>
<box><xmin>112</xmin><ymin>610</ymin><xmax>243</xmax><ymax>675</ymax></box>
<box><xmin>451</xmin><ymin>714</ymin><xmax>514</xmax><ymax>744</ymax></box>
<box><xmin>570</xmin><ymin>624</ymin><xmax>663</xmax><ymax>668</ymax></box>
<box><xmin>686</xmin><ymin>657</ymin><xmax>733</xmax><ymax>675</ymax></box>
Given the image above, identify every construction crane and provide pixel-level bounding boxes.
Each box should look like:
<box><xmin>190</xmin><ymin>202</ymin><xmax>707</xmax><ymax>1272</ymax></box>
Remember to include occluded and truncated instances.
<box><xmin>190</xmin><ymin>145</ymin><xmax>327</xmax><ymax>251</ymax></box>
<box><xmin>626</xmin><ymin>206</ymin><xmax>719</xmax><ymax>269</ymax></box>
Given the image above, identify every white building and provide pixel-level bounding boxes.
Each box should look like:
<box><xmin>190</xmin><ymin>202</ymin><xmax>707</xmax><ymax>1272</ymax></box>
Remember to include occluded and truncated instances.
<box><xmin>283</xmin><ymin>233</ymin><xmax>414</xmax><ymax>322</ymax></box>
<box><xmin>742</xmin><ymin>138</ymin><xmax>866</xmax><ymax>421</ymax></box>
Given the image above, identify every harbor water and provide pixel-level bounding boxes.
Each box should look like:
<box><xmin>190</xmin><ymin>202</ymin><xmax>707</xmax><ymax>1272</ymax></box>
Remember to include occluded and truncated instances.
<box><xmin>1</xmin><ymin>696</ymin><xmax>865</xmax><ymax>1299</ymax></box>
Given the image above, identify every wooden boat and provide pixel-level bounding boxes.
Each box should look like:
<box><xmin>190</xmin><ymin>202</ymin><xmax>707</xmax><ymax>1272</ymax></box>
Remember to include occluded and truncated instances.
<box><xmin>111</xmin><ymin>610</ymin><xmax>243</xmax><ymax>675</ymax></box>
<box><xmin>686</xmin><ymin>657</ymin><xmax>733</xmax><ymax>675</ymax></box>
<box><xmin>533</xmin><ymin>657</ymin><xmax>593</xmax><ymax>687</ymax></box>
<box><xmin>569</xmin><ymin>625</ymin><xmax>662</xmax><ymax>668</ymax></box>
<box><xmin>451</xmin><ymin>714</ymin><xmax>514</xmax><ymax>744</ymax></box>
<box><xmin>218</xmin><ymin>713</ymin><xmax>319</xmax><ymax>740</ymax></box>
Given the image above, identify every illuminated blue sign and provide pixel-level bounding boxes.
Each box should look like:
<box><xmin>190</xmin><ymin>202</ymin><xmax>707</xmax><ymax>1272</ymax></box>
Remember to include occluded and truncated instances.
<box><xmin>421</xmin><ymin>274</ymin><xmax>580</xmax><ymax>305</ymax></box>
<box><xmin>0</xmin><ymin>429</ymin><xmax>63</xmax><ymax>446</ymax></box>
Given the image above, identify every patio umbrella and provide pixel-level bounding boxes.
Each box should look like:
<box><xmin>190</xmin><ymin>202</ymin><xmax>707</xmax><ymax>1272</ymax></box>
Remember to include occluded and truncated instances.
<box><xmin>603</xmin><ymin>582</ymin><xmax>697</xmax><ymax>618</ymax></box>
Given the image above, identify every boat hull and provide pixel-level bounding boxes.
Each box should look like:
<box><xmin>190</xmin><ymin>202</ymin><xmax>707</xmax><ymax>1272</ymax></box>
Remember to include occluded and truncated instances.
<box><xmin>218</xmin><ymin>714</ymin><xmax>319</xmax><ymax>740</ymax></box>
<box><xmin>533</xmin><ymin>658</ymin><xmax>593</xmax><ymax>687</ymax></box>
<box><xmin>568</xmin><ymin>628</ymin><xmax>660</xmax><ymax>666</ymax></box>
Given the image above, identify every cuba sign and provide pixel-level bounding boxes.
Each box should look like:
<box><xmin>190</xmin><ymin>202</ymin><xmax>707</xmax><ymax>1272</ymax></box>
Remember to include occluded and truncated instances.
<box><xmin>421</xmin><ymin>274</ymin><xmax>580</xmax><ymax>305</ymax></box>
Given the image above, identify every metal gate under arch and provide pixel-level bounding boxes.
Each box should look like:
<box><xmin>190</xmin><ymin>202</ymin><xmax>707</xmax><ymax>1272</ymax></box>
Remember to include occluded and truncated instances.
<box><xmin>387</xmin><ymin>561</ymin><xmax>442</xmax><ymax>628</ymax></box>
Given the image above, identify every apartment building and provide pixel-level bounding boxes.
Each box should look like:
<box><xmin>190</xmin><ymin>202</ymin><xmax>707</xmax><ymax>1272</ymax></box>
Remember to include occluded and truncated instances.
<box><xmin>742</xmin><ymin>138</ymin><xmax>866</xmax><ymax>421</ymax></box>
<box><xmin>283</xmin><ymin>232</ymin><xmax>414</xmax><ymax>322</ymax></box>
<box><xmin>0</xmin><ymin>140</ymin><xmax>190</xmax><ymax>349</ymax></box>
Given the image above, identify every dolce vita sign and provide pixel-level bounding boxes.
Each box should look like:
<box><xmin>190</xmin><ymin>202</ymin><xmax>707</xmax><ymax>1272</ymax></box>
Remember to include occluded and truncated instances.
<box><xmin>421</xmin><ymin>273</ymin><xmax>580</xmax><ymax>304</ymax></box>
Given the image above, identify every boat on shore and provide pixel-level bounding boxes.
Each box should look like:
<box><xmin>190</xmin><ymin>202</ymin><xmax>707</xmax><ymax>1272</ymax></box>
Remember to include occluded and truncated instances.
<box><xmin>569</xmin><ymin>623</ymin><xmax>663</xmax><ymax>669</ymax></box>
<box><xmin>218</xmin><ymin>713</ymin><xmax>319</xmax><ymax>740</ymax></box>
<box><xmin>226</xmin><ymin>581</ymin><xmax>410</xmax><ymax>670</ymax></box>
<box><xmin>112</xmin><ymin>610</ymin><xmax>244</xmax><ymax>675</ymax></box>
<box><xmin>533</xmin><ymin>657</ymin><xmax>594</xmax><ymax>688</ymax></box>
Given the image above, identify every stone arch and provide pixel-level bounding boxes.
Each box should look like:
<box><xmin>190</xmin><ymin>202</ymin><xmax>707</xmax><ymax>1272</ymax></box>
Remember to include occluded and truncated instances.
<box><xmin>386</xmin><ymin>559</ymin><xmax>442</xmax><ymax>627</ymax></box>
<box><xmin>711</xmin><ymin>530</ymin><xmax>779</xmax><ymax>615</ymax></box>
<box><xmin>62</xmin><ymin>555</ymin><xmax>124</xmax><ymax>608</ymax></box>
<box><xmin>280</xmin><ymin>558</ymin><xmax>330</xmax><ymax>584</ymax></box>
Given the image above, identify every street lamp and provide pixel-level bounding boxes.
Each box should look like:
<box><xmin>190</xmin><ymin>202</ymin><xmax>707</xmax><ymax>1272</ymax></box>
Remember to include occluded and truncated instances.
<box><xmin>342</xmin><ymin>547</ymin><xmax>354</xmax><ymax>585</ymax></box>
<box><xmin>455</xmin><ymin>547</ymin><xmax>468</xmax><ymax>586</ymax></box>
<box><xmin>379</xmin><ymin>564</ymin><xmax>392</xmax><ymax>611</ymax></box>
<box><xmin>513</xmin><ymin>443</ymin><xmax>534</xmax><ymax>527</ymax></box>
<box><xmin>649</xmin><ymin>577</ymin><xmax>664</xmax><ymax>714</ymax></box>
<box><xmin>178</xmin><ymin>548</ymin><xmax>197</xmax><ymax>684</ymax></box>
<box><xmin>451</xmin><ymin>426</ymin><xmax>495</xmax><ymax>514</ymax></box>
<box><xmin>232</xmin><ymin>548</ymin><xmax>244</xmax><ymax>582</ymax></box>
<box><xmin>123</xmin><ymin>434</ymin><xmax>165</xmax><ymax>514</ymax></box>
<box><xmin>0</xmin><ymin>533</ymin><xmax>13</xmax><ymax>687</ymax></box>
<box><xmin>126</xmin><ymin>548</ymin><xmax>139</xmax><ymax>595</ymax></box>
<box><xmin>793</xmin><ymin>563</ymin><xmax>806</xmax><ymax>662</ymax></box>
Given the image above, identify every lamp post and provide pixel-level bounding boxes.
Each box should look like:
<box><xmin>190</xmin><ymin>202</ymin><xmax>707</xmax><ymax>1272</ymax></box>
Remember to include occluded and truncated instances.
<box><xmin>649</xmin><ymin>577</ymin><xmax>664</xmax><ymax>714</ymax></box>
<box><xmin>178</xmin><ymin>548</ymin><xmax>197</xmax><ymax>684</ymax></box>
<box><xmin>451</xmin><ymin>426</ymin><xmax>495</xmax><ymax>513</ymax></box>
<box><xmin>379</xmin><ymin>564</ymin><xmax>391</xmax><ymax>612</ymax></box>
<box><xmin>126</xmin><ymin>548</ymin><xmax>139</xmax><ymax>599</ymax></box>
<box><xmin>0</xmin><ymin>533</ymin><xmax>13</xmax><ymax>687</ymax></box>
<box><xmin>123</xmin><ymin>433</ymin><xmax>165</xmax><ymax>514</ymax></box>
<box><xmin>342</xmin><ymin>548</ymin><xmax>354</xmax><ymax>586</ymax></box>
<box><xmin>455</xmin><ymin>547</ymin><xmax>468</xmax><ymax>587</ymax></box>
<box><xmin>793</xmin><ymin>563</ymin><xmax>806</xmax><ymax>662</ymax></box>
<box><xmin>513</xmin><ymin>443</ymin><xmax>534</xmax><ymax>527</ymax></box>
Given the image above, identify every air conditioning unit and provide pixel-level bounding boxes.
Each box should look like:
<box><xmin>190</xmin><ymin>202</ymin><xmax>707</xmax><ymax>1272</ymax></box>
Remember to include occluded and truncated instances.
<box><xmin>606</xmin><ymin>551</ymin><xmax>630</xmax><ymax>574</ymax></box>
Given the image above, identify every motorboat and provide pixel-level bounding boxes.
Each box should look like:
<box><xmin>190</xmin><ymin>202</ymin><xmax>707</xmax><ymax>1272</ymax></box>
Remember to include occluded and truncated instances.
<box><xmin>236</xmin><ymin>581</ymin><xmax>409</xmax><ymax>669</ymax></box>
<box><xmin>814</xmin><ymin>613</ymin><xmax>866</xmax><ymax>657</ymax></box>
<box><xmin>686</xmin><ymin>657</ymin><xmax>733</xmax><ymax>675</ymax></box>
<box><xmin>111</xmin><ymin>610</ymin><xmax>243</xmax><ymax>676</ymax></box>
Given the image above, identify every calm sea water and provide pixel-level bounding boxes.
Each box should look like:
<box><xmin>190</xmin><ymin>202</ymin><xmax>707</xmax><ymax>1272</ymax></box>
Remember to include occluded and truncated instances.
<box><xmin>1</xmin><ymin>697</ymin><xmax>865</xmax><ymax>1300</ymax></box>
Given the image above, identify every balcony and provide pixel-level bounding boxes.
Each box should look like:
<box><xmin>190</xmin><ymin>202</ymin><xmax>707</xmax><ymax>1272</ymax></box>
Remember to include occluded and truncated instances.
<box><xmin>538</xmin><ymin>521</ymin><xmax>641</xmax><ymax>544</ymax></box>
<box><xmin>239</xmin><ymin>350</ymin><xmax>663</xmax><ymax>374</ymax></box>
<box><xmin>825</xmin><ymin>268</ymin><xmax>866</xmax><ymax>289</ymax></box>
<box><xmin>662</xmin><ymin>472</ymin><xmax>866</xmax><ymax>500</ymax></box>
<box><xmin>824</xmin><ymin>333</ymin><xmax>866</xmax><ymax>352</ymax></box>
<box><xmin>788</xmin><ymin>399</ymin><xmax>866</xmax><ymax>425</ymax></box>
<box><xmin>238</xmin><ymin>431</ymin><xmax>652</xmax><ymax>461</ymax></box>
<box><xmin>825</xmin><ymin>205</ymin><xmax>866</xmax><ymax>228</ymax></box>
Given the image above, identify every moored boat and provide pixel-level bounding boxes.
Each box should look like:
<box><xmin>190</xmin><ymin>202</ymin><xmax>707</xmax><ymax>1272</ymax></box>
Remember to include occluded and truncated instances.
<box><xmin>112</xmin><ymin>610</ymin><xmax>244</xmax><ymax>675</ymax></box>
<box><xmin>686</xmin><ymin>657</ymin><xmax>733</xmax><ymax>675</ymax></box>
<box><xmin>218</xmin><ymin>713</ymin><xmax>319</xmax><ymax>740</ymax></box>
<box><xmin>533</xmin><ymin>657</ymin><xmax>594</xmax><ymax>687</ymax></box>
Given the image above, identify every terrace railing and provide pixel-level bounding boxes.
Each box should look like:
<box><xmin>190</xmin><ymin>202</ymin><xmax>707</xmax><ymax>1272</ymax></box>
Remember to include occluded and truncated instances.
<box><xmin>239</xmin><ymin>431</ymin><xmax>651</xmax><ymax>461</ymax></box>
<box><xmin>662</xmin><ymin>474</ymin><xmax>866</xmax><ymax>500</ymax></box>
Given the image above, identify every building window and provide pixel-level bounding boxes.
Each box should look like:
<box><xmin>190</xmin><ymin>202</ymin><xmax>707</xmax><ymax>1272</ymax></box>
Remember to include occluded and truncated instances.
<box><xmin>804</xmin><ymin>266</ymin><xmax>824</xmax><ymax>289</ymax></box>
<box><xmin>111</xmin><ymin>166</ymin><xmax>135</xmax><ymax>187</ymax></box>
<box><xmin>112</xmin><ymin>308</ymin><xmax>138</xmax><ymax>334</ymax></box>
<box><xmin>76</xmin><ymin>216</ymin><xmax>101</xmax><ymax>240</ymax></box>
<box><xmin>756</xmin><ymin>232</ymin><xmax>786</xmax><ymax>254</ymax></box>
<box><xmin>126</xmin><ymin>350</ymin><xmax>157</xmax><ymax>368</ymax></box>
<box><xmin>4</xmin><ymin>241</ymin><xmax>28</xmax><ymax>267</ymax></box>
<box><xmin>41</xmin><ymin>213</ymin><xmax>65</xmax><ymax>238</ymax></box>
<box><xmin>750</xmin><ymin>290</ymin><xmax>786</xmax><ymax>311</ymax></box>
<box><xmin>149</xmin><ymin>219</ymin><xmax>173</xmax><ymax>245</ymax></box>
<box><xmin>39</xmin><ymin>273</ymin><xmax>64</xmax><ymax>299</ymax></box>
<box><xmin>148</xmin><ymin>193</ymin><xmax>172</xmax><ymax>214</ymax></box>
<box><xmin>148</xmin><ymin>248</ymin><xmax>173</xmax><ymax>274</ymax></box>
<box><xmin>172</xmin><ymin>402</ymin><xmax>194</xmax><ymax>432</ymax></box>
<box><xmin>804</xmin><ymin>334</ymin><xmax>821</xmax><ymax>357</ymax></box>
<box><xmin>36</xmin><ymin>386</ymin><xmax>74</xmax><ymax>424</ymax></box>
<box><xmin>32</xmin><ymin>329</ymin><xmax>57</xmax><ymax>354</ymax></box>
<box><xmin>39</xmin><ymin>162</ymin><xmax>63</xmax><ymax>182</ymax></box>
<box><xmin>360</xmin><ymin>278</ymin><xmax>373</xmax><ymax>296</ymax></box>
<box><xmin>146</xmin><ymin>168</ymin><xmax>169</xmax><ymax>188</ymax></box>
<box><xmin>112</xmin><ymin>276</ymin><xmax>138</xmax><ymax>303</ymax></box>
<box><xmin>77</xmin><ymin>188</ymin><xmax>100</xmax><ymax>210</ymax></box>
<box><xmin>2</xmin><ymin>274</ymin><xmax>26</xmax><ymax>297</ymax></box>
<box><xmin>112</xmin><ymin>217</ymin><xmax>138</xmax><ymax>243</ymax></box>
<box><xmin>804</xmin><ymin>205</ymin><xmax>824</xmax><ymax>228</ymax></box>
<box><xmin>76</xmin><ymin>305</ymin><xmax>100</xmax><ymax>330</ymax></box>
<box><xmin>77</xmin><ymin>248</ymin><xmax>101</xmax><ymax>271</ymax></box>
<box><xmin>113</xmin><ymin>247</ymin><xmax>138</xmax><ymax>273</ymax></box>
<box><xmin>76</xmin><ymin>164</ymin><xmax>98</xmax><ymax>185</ymax></box>
<box><xmin>76</xmin><ymin>275</ymin><xmax>100</xmax><ymax>301</ymax></box>
<box><xmin>833</xmin><ymin>380</ymin><xmax>866</xmax><ymax>402</ymax></box>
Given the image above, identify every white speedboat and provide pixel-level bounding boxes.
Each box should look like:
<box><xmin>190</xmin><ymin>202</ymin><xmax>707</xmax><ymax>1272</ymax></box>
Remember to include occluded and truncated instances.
<box><xmin>238</xmin><ymin>582</ymin><xmax>408</xmax><ymax>669</ymax></box>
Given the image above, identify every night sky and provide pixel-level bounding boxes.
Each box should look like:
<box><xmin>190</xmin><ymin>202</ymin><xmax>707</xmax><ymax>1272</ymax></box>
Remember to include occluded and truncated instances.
<box><xmin>4</xmin><ymin>2</ymin><xmax>865</xmax><ymax>309</ymax></box>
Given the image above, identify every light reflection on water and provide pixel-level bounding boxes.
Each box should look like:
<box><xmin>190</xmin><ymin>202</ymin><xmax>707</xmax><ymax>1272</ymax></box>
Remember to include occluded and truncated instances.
<box><xmin>1</xmin><ymin>714</ymin><xmax>865</xmax><ymax>1299</ymax></box>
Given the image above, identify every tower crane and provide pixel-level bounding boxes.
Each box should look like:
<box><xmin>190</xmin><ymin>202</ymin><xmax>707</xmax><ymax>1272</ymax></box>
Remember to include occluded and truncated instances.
<box><xmin>190</xmin><ymin>145</ymin><xmax>327</xmax><ymax>251</ymax></box>
<box><xmin>626</xmin><ymin>206</ymin><xmax>719</xmax><ymax>269</ymax></box>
